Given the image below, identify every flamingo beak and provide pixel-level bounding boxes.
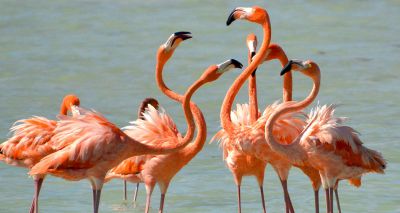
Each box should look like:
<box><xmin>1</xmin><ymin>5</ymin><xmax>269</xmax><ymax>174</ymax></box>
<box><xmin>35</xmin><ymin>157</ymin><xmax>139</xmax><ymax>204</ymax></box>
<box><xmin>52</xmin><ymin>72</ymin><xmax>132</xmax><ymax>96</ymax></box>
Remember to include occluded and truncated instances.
<box><xmin>217</xmin><ymin>59</ymin><xmax>243</xmax><ymax>74</ymax></box>
<box><xmin>171</xmin><ymin>31</ymin><xmax>192</xmax><ymax>46</ymax></box>
<box><xmin>280</xmin><ymin>59</ymin><xmax>305</xmax><ymax>76</ymax></box>
<box><xmin>164</xmin><ymin>31</ymin><xmax>192</xmax><ymax>50</ymax></box>
<box><xmin>226</xmin><ymin>7</ymin><xmax>252</xmax><ymax>26</ymax></box>
<box><xmin>250</xmin><ymin>51</ymin><xmax>257</xmax><ymax>77</ymax></box>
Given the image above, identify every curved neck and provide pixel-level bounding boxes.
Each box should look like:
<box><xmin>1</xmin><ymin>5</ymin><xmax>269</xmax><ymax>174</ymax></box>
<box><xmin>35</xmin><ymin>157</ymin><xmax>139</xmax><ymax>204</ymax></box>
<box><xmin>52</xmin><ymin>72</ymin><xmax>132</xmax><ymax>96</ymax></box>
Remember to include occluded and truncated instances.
<box><xmin>277</xmin><ymin>50</ymin><xmax>292</xmax><ymax>102</ymax></box>
<box><xmin>248</xmin><ymin>51</ymin><xmax>258</xmax><ymax>123</ymax></box>
<box><xmin>266</xmin><ymin>45</ymin><xmax>292</xmax><ymax>102</ymax></box>
<box><xmin>59</xmin><ymin>104</ymin><xmax>68</xmax><ymax>115</ymax></box>
<box><xmin>155</xmin><ymin>52</ymin><xmax>182</xmax><ymax>102</ymax></box>
<box><xmin>221</xmin><ymin>21</ymin><xmax>271</xmax><ymax>133</ymax></box>
<box><xmin>265</xmin><ymin>73</ymin><xmax>320</xmax><ymax>163</ymax></box>
<box><xmin>155</xmin><ymin>50</ymin><xmax>206</xmax><ymax>154</ymax></box>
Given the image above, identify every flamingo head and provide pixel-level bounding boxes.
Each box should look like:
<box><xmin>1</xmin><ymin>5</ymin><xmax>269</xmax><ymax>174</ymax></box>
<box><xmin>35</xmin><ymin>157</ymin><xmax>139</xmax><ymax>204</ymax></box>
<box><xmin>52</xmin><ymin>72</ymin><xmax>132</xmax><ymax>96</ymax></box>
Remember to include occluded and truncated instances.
<box><xmin>280</xmin><ymin>59</ymin><xmax>320</xmax><ymax>79</ymax></box>
<box><xmin>158</xmin><ymin>31</ymin><xmax>192</xmax><ymax>62</ymax></box>
<box><xmin>246</xmin><ymin>33</ymin><xmax>257</xmax><ymax>57</ymax></box>
<box><xmin>227</xmin><ymin>6</ymin><xmax>268</xmax><ymax>25</ymax></box>
<box><xmin>200</xmin><ymin>59</ymin><xmax>243</xmax><ymax>83</ymax></box>
<box><xmin>60</xmin><ymin>94</ymin><xmax>80</xmax><ymax>116</ymax></box>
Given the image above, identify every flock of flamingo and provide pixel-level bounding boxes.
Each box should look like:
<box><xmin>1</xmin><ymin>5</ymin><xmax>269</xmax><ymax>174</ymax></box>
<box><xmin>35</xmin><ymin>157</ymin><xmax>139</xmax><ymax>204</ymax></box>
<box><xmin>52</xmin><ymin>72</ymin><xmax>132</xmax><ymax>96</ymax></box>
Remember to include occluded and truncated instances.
<box><xmin>0</xmin><ymin>5</ymin><xmax>386</xmax><ymax>213</ymax></box>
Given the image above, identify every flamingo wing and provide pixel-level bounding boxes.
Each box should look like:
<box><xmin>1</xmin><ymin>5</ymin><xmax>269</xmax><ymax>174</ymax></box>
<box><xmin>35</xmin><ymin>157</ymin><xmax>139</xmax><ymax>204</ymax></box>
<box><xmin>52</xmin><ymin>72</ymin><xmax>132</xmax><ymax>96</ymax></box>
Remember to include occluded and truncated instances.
<box><xmin>122</xmin><ymin>105</ymin><xmax>181</xmax><ymax>147</ymax></box>
<box><xmin>0</xmin><ymin>116</ymin><xmax>57</xmax><ymax>165</ymax></box>
<box><xmin>29</xmin><ymin>110</ymin><xmax>128</xmax><ymax>175</ymax></box>
<box><xmin>303</xmin><ymin>104</ymin><xmax>386</xmax><ymax>173</ymax></box>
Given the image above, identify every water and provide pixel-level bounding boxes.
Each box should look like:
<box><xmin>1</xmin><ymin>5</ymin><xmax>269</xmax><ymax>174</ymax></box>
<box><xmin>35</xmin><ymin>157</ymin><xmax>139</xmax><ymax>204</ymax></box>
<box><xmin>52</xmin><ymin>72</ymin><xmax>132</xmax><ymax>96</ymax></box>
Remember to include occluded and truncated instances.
<box><xmin>0</xmin><ymin>0</ymin><xmax>399</xmax><ymax>212</ymax></box>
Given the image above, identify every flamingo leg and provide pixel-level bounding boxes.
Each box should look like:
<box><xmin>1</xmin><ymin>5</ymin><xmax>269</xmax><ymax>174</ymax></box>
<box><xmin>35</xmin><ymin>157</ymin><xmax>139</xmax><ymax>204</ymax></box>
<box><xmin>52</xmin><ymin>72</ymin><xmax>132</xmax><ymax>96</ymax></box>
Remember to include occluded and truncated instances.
<box><xmin>237</xmin><ymin>185</ymin><xmax>242</xmax><ymax>213</ymax></box>
<box><xmin>33</xmin><ymin>177</ymin><xmax>44</xmax><ymax>213</ymax></box>
<box><xmin>123</xmin><ymin>180</ymin><xmax>127</xmax><ymax>201</ymax></box>
<box><xmin>133</xmin><ymin>183</ymin><xmax>139</xmax><ymax>203</ymax></box>
<box><xmin>145</xmin><ymin>183</ymin><xmax>155</xmax><ymax>213</ymax></box>
<box><xmin>329</xmin><ymin>188</ymin><xmax>334</xmax><ymax>213</ymax></box>
<box><xmin>314</xmin><ymin>190</ymin><xmax>319</xmax><ymax>213</ymax></box>
<box><xmin>158</xmin><ymin>194</ymin><xmax>166</xmax><ymax>213</ymax></box>
<box><xmin>259</xmin><ymin>186</ymin><xmax>266</xmax><ymax>213</ymax></box>
<box><xmin>324</xmin><ymin>189</ymin><xmax>330</xmax><ymax>213</ymax></box>
<box><xmin>92</xmin><ymin>189</ymin><xmax>97</xmax><ymax>212</ymax></box>
<box><xmin>94</xmin><ymin>189</ymin><xmax>102</xmax><ymax>213</ymax></box>
<box><xmin>280</xmin><ymin>179</ymin><xmax>295</xmax><ymax>213</ymax></box>
<box><xmin>334</xmin><ymin>189</ymin><xmax>341</xmax><ymax>213</ymax></box>
<box><xmin>29</xmin><ymin>196</ymin><xmax>35</xmax><ymax>213</ymax></box>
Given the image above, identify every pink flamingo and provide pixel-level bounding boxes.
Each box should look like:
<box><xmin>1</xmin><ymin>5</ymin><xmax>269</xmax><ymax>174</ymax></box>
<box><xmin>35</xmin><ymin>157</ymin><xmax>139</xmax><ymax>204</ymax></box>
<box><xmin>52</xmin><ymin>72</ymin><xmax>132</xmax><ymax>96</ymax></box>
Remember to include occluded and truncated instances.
<box><xmin>105</xmin><ymin>98</ymin><xmax>159</xmax><ymax>202</ymax></box>
<box><xmin>0</xmin><ymin>94</ymin><xmax>80</xmax><ymax>213</ymax></box>
<box><xmin>122</xmin><ymin>33</ymin><xmax>242</xmax><ymax>213</ymax></box>
<box><xmin>221</xmin><ymin>6</ymin><xmax>305</xmax><ymax>212</ymax></box>
<box><xmin>212</xmin><ymin>33</ymin><xmax>268</xmax><ymax>213</ymax></box>
<box><xmin>264</xmin><ymin>59</ymin><xmax>386</xmax><ymax>213</ymax></box>
<box><xmin>29</xmin><ymin>43</ymin><xmax>241</xmax><ymax>213</ymax></box>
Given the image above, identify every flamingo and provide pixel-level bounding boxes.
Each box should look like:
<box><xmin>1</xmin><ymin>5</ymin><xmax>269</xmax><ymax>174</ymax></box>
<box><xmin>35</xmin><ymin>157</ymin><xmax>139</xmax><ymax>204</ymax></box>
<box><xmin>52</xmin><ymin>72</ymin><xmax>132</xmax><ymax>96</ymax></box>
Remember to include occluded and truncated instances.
<box><xmin>0</xmin><ymin>94</ymin><xmax>80</xmax><ymax>213</ymax></box>
<box><xmin>212</xmin><ymin>33</ymin><xmax>267</xmax><ymax>213</ymax></box>
<box><xmin>264</xmin><ymin>59</ymin><xmax>386</xmax><ymax>213</ymax></box>
<box><xmin>122</xmin><ymin>33</ymin><xmax>242</xmax><ymax>213</ymax></box>
<box><xmin>105</xmin><ymin>98</ymin><xmax>159</xmax><ymax>202</ymax></box>
<box><xmin>220</xmin><ymin>6</ymin><xmax>305</xmax><ymax>212</ymax></box>
<box><xmin>29</xmin><ymin>52</ymin><xmax>241</xmax><ymax>213</ymax></box>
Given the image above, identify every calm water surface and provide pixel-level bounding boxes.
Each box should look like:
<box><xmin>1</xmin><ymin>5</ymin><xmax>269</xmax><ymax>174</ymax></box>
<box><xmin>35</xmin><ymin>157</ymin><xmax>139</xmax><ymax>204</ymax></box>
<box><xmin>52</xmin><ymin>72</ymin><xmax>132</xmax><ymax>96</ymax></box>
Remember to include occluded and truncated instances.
<box><xmin>0</xmin><ymin>0</ymin><xmax>399</xmax><ymax>212</ymax></box>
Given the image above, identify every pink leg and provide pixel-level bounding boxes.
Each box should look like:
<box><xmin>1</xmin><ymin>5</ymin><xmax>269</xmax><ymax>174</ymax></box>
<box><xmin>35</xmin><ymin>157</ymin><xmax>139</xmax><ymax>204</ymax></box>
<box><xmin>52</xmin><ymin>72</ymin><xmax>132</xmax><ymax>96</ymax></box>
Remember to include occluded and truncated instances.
<box><xmin>29</xmin><ymin>197</ymin><xmax>35</xmax><ymax>213</ymax></box>
<box><xmin>314</xmin><ymin>190</ymin><xmax>319</xmax><ymax>213</ymax></box>
<box><xmin>236</xmin><ymin>185</ymin><xmax>242</xmax><ymax>213</ymax></box>
<box><xmin>324</xmin><ymin>189</ymin><xmax>330</xmax><ymax>213</ymax></box>
<box><xmin>334</xmin><ymin>189</ymin><xmax>341</xmax><ymax>213</ymax></box>
<box><xmin>33</xmin><ymin>178</ymin><xmax>44</xmax><ymax>213</ymax></box>
<box><xmin>94</xmin><ymin>189</ymin><xmax>102</xmax><ymax>213</ymax></box>
<box><xmin>92</xmin><ymin>189</ymin><xmax>97</xmax><ymax>211</ymax></box>
<box><xmin>145</xmin><ymin>183</ymin><xmax>155</xmax><ymax>213</ymax></box>
<box><xmin>329</xmin><ymin>188</ymin><xmax>334</xmax><ymax>213</ymax></box>
<box><xmin>123</xmin><ymin>180</ymin><xmax>127</xmax><ymax>201</ymax></box>
<box><xmin>158</xmin><ymin>194</ymin><xmax>166</xmax><ymax>213</ymax></box>
<box><xmin>133</xmin><ymin>183</ymin><xmax>139</xmax><ymax>203</ymax></box>
<box><xmin>280</xmin><ymin>179</ymin><xmax>295</xmax><ymax>213</ymax></box>
<box><xmin>259</xmin><ymin>186</ymin><xmax>266</xmax><ymax>213</ymax></box>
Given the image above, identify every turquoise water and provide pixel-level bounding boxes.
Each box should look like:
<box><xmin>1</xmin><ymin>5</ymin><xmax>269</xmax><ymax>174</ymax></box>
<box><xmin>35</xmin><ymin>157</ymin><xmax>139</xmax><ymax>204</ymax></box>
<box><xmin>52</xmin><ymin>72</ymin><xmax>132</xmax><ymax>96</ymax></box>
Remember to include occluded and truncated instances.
<box><xmin>1</xmin><ymin>0</ymin><xmax>399</xmax><ymax>212</ymax></box>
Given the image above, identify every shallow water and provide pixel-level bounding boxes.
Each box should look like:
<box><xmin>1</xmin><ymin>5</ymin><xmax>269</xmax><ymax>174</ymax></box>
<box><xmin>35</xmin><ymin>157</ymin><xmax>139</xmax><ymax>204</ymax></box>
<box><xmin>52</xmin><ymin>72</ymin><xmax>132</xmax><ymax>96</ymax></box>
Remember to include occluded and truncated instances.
<box><xmin>0</xmin><ymin>0</ymin><xmax>399</xmax><ymax>212</ymax></box>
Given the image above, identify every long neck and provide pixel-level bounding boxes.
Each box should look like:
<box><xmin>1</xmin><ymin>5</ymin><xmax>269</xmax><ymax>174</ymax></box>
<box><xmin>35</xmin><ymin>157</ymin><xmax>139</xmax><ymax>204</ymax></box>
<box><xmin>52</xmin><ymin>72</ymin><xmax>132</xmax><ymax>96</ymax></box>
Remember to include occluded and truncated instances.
<box><xmin>265</xmin><ymin>73</ymin><xmax>320</xmax><ymax>164</ymax></box>
<box><xmin>59</xmin><ymin>104</ymin><xmax>68</xmax><ymax>115</ymax></box>
<box><xmin>155</xmin><ymin>52</ymin><xmax>206</xmax><ymax>154</ymax></box>
<box><xmin>276</xmin><ymin>49</ymin><xmax>292</xmax><ymax>102</ymax></box>
<box><xmin>181</xmin><ymin>79</ymin><xmax>207</xmax><ymax>156</ymax></box>
<box><xmin>248</xmin><ymin>51</ymin><xmax>258</xmax><ymax>123</ymax></box>
<box><xmin>155</xmin><ymin>54</ymin><xmax>181</xmax><ymax>102</ymax></box>
<box><xmin>221</xmin><ymin>21</ymin><xmax>271</xmax><ymax>133</ymax></box>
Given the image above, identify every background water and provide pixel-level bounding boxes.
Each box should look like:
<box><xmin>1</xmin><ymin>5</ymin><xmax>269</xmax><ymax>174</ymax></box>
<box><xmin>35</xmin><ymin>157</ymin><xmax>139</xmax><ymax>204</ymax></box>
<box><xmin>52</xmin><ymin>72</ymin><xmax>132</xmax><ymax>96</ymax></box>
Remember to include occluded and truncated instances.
<box><xmin>0</xmin><ymin>0</ymin><xmax>399</xmax><ymax>212</ymax></box>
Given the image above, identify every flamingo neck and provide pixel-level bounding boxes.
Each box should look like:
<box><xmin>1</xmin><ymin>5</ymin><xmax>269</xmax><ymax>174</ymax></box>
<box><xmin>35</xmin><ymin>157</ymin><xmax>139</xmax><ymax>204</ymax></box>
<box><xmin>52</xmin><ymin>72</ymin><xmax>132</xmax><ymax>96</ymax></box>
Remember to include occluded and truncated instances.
<box><xmin>221</xmin><ymin>21</ymin><xmax>271</xmax><ymax>133</ymax></box>
<box><xmin>155</xmin><ymin>54</ymin><xmax>182</xmax><ymax>102</ymax></box>
<box><xmin>276</xmin><ymin>49</ymin><xmax>292</xmax><ymax>102</ymax></box>
<box><xmin>59</xmin><ymin>104</ymin><xmax>68</xmax><ymax>116</ymax></box>
<box><xmin>265</xmin><ymin>73</ymin><xmax>320</xmax><ymax>163</ymax></box>
<box><xmin>155</xmin><ymin>51</ymin><xmax>206</xmax><ymax>154</ymax></box>
<box><xmin>248</xmin><ymin>51</ymin><xmax>258</xmax><ymax>123</ymax></box>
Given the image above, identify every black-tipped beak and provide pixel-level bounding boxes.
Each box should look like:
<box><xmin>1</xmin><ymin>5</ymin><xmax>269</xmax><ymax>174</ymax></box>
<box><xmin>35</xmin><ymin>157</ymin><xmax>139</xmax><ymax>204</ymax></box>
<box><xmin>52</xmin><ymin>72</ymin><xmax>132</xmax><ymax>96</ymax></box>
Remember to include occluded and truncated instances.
<box><xmin>230</xmin><ymin>59</ymin><xmax>243</xmax><ymax>69</ymax></box>
<box><xmin>171</xmin><ymin>31</ymin><xmax>192</xmax><ymax>46</ymax></box>
<box><xmin>280</xmin><ymin>59</ymin><xmax>305</xmax><ymax>76</ymax></box>
<box><xmin>226</xmin><ymin>9</ymin><xmax>238</xmax><ymax>26</ymax></box>
<box><xmin>280</xmin><ymin>61</ymin><xmax>293</xmax><ymax>76</ymax></box>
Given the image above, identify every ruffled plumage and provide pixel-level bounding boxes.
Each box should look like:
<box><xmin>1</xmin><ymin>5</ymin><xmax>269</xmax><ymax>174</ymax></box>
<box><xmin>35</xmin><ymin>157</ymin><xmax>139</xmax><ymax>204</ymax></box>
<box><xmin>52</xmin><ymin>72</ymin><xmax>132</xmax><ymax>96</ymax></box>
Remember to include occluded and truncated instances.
<box><xmin>301</xmin><ymin>104</ymin><xmax>386</xmax><ymax>174</ymax></box>
<box><xmin>0</xmin><ymin>116</ymin><xmax>57</xmax><ymax>167</ymax></box>
<box><xmin>122</xmin><ymin>105</ymin><xmax>181</xmax><ymax>147</ymax></box>
<box><xmin>29</xmin><ymin>109</ymin><xmax>127</xmax><ymax>176</ymax></box>
<box><xmin>211</xmin><ymin>102</ymin><xmax>306</xmax><ymax>161</ymax></box>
